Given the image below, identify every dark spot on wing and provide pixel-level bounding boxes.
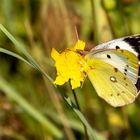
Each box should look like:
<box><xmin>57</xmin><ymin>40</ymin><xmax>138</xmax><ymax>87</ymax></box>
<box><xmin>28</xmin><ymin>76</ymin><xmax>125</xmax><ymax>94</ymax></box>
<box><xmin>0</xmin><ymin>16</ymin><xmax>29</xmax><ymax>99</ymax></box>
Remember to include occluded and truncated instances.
<box><xmin>107</xmin><ymin>54</ymin><xmax>111</xmax><ymax>59</ymax></box>
<box><xmin>124</xmin><ymin>72</ymin><xmax>127</xmax><ymax>75</ymax></box>
<box><xmin>124</xmin><ymin>68</ymin><xmax>127</xmax><ymax>72</ymax></box>
<box><xmin>125</xmin><ymin>83</ymin><xmax>128</xmax><ymax>86</ymax></box>
<box><xmin>126</xmin><ymin>65</ymin><xmax>129</xmax><ymax>67</ymax></box>
<box><xmin>116</xmin><ymin>46</ymin><xmax>120</xmax><ymax>49</ymax></box>
<box><xmin>122</xmin><ymin>91</ymin><xmax>125</xmax><ymax>93</ymax></box>
<box><xmin>117</xmin><ymin>93</ymin><xmax>120</xmax><ymax>96</ymax></box>
<box><xmin>110</xmin><ymin>94</ymin><xmax>113</xmax><ymax>96</ymax></box>
<box><xmin>123</xmin><ymin>35</ymin><xmax>140</xmax><ymax>60</ymax></box>
<box><xmin>114</xmin><ymin>67</ymin><xmax>118</xmax><ymax>72</ymax></box>
<box><xmin>110</xmin><ymin>76</ymin><xmax>117</xmax><ymax>82</ymax></box>
<box><xmin>124</xmin><ymin>77</ymin><xmax>126</xmax><ymax>80</ymax></box>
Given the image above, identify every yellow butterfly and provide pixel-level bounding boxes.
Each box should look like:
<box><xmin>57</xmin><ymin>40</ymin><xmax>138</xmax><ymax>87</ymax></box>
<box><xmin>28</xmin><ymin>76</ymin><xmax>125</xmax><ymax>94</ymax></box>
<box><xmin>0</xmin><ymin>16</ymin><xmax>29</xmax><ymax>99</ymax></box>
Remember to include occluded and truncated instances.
<box><xmin>85</xmin><ymin>35</ymin><xmax>140</xmax><ymax>107</ymax></box>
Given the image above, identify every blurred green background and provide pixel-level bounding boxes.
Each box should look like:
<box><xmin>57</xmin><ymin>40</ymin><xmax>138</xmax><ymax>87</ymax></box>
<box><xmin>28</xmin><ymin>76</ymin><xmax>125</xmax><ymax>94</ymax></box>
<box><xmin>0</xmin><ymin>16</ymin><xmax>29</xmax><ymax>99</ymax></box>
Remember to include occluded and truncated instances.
<box><xmin>0</xmin><ymin>0</ymin><xmax>140</xmax><ymax>140</ymax></box>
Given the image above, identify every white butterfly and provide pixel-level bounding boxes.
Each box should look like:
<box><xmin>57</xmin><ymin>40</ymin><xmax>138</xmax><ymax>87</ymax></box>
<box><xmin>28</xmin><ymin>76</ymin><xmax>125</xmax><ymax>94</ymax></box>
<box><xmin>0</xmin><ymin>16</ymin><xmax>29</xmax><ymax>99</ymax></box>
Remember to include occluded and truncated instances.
<box><xmin>85</xmin><ymin>35</ymin><xmax>140</xmax><ymax>107</ymax></box>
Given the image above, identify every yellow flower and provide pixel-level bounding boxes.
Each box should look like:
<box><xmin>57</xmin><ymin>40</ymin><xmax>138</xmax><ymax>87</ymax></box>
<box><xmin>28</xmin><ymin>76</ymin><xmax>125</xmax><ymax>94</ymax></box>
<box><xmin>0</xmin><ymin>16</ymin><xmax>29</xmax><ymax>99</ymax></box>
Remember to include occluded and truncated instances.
<box><xmin>51</xmin><ymin>40</ymin><xmax>87</xmax><ymax>89</ymax></box>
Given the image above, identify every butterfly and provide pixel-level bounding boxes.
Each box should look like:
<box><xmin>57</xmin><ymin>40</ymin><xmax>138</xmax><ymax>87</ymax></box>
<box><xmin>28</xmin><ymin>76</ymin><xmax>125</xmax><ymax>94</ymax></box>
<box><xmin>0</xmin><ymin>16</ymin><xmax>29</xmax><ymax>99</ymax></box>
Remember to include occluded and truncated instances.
<box><xmin>84</xmin><ymin>35</ymin><xmax>140</xmax><ymax>107</ymax></box>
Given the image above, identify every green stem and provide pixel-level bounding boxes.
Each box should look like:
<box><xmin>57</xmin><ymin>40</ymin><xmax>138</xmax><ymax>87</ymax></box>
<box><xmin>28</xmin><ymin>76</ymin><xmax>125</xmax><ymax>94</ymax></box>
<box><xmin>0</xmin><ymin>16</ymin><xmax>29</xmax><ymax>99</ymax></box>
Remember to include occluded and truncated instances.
<box><xmin>72</xmin><ymin>89</ymin><xmax>89</xmax><ymax>140</ymax></box>
<box><xmin>72</xmin><ymin>89</ymin><xmax>81</xmax><ymax>110</ymax></box>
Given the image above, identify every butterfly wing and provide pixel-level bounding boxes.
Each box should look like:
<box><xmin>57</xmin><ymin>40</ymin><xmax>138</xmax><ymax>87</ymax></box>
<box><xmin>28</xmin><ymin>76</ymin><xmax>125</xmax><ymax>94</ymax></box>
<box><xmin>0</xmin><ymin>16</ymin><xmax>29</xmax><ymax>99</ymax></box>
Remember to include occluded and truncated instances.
<box><xmin>93</xmin><ymin>34</ymin><xmax>140</xmax><ymax>90</ymax></box>
<box><xmin>85</xmin><ymin>58</ymin><xmax>138</xmax><ymax>107</ymax></box>
<box><xmin>94</xmin><ymin>34</ymin><xmax>140</xmax><ymax>57</ymax></box>
<box><xmin>87</xmin><ymin>49</ymin><xmax>139</xmax><ymax>84</ymax></box>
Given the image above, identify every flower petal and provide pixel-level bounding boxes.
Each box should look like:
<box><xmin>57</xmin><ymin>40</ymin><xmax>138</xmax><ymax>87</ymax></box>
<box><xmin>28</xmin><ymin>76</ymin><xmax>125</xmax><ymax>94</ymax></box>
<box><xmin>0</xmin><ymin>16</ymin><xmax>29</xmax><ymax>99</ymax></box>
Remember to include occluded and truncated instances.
<box><xmin>51</xmin><ymin>48</ymin><xmax>60</xmax><ymax>61</ymax></box>
<box><xmin>70</xmin><ymin>79</ymin><xmax>81</xmax><ymax>89</ymax></box>
<box><xmin>74</xmin><ymin>40</ymin><xmax>85</xmax><ymax>50</ymax></box>
<box><xmin>54</xmin><ymin>76</ymin><xmax>68</xmax><ymax>85</ymax></box>
<box><xmin>51</xmin><ymin>40</ymin><xmax>87</xmax><ymax>89</ymax></box>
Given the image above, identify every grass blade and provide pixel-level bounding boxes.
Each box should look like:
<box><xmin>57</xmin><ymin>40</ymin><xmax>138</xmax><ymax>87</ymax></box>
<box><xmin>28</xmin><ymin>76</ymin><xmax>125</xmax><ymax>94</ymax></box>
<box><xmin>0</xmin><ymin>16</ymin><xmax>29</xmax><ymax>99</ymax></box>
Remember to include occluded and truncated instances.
<box><xmin>0</xmin><ymin>48</ymin><xmax>33</xmax><ymax>67</ymax></box>
<box><xmin>0</xmin><ymin>24</ymin><xmax>53</xmax><ymax>82</ymax></box>
<box><xmin>65</xmin><ymin>97</ymin><xmax>107</xmax><ymax>140</ymax></box>
<box><xmin>0</xmin><ymin>77</ymin><xmax>62</xmax><ymax>138</ymax></box>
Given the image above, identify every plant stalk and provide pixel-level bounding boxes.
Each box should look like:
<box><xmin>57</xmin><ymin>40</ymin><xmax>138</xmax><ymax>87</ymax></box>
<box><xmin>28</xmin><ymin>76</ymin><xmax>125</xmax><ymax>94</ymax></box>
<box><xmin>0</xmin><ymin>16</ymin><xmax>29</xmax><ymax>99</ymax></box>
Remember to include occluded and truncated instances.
<box><xmin>72</xmin><ymin>89</ymin><xmax>89</xmax><ymax>140</ymax></box>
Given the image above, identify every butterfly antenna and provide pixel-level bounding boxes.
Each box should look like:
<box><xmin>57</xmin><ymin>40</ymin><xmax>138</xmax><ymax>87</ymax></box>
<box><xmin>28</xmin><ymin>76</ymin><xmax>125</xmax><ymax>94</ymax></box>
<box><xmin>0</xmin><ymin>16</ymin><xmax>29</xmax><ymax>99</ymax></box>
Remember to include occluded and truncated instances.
<box><xmin>74</xmin><ymin>26</ymin><xmax>79</xmax><ymax>41</ymax></box>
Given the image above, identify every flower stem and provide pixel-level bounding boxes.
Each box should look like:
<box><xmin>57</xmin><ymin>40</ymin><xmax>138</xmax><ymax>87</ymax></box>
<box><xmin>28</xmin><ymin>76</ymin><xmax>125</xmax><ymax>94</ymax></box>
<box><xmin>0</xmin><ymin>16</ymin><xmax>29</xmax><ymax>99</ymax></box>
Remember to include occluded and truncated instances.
<box><xmin>72</xmin><ymin>89</ymin><xmax>80</xmax><ymax>110</ymax></box>
<box><xmin>72</xmin><ymin>89</ymin><xmax>89</xmax><ymax>140</ymax></box>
